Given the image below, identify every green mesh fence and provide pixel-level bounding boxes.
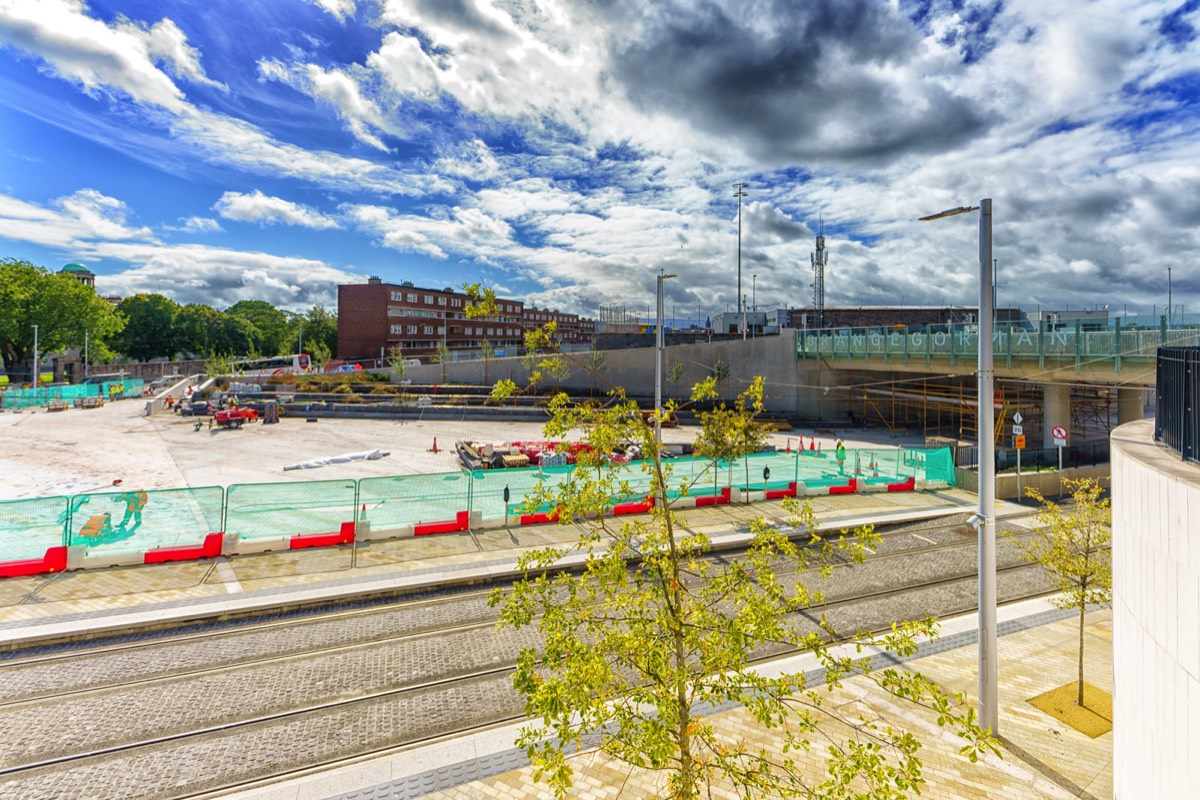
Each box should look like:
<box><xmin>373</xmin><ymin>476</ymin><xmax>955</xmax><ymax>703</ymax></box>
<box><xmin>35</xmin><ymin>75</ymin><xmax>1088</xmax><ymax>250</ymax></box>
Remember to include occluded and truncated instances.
<box><xmin>0</xmin><ymin>446</ymin><xmax>959</xmax><ymax>566</ymax></box>
<box><xmin>0</xmin><ymin>496</ymin><xmax>69</xmax><ymax>561</ymax></box>
<box><xmin>225</xmin><ymin>479</ymin><xmax>356</xmax><ymax>541</ymax></box>
<box><xmin>0</xmin><ymin>379</ymin><xmax>145</xmax><ymax>410</ymax></box>
<box><xmin>467</xmin><ymin>465</ymin><xmax>576</xmax><ymax>524</ymax></box>
<box><xmin>63</xmin><ymin>487</ymin><xmax>224</xmax><ymax>551</ymax></box>
<box><xmin>359</xmin><ymin>472</ymin><xmax>473</xmax><ymax>531</ymax></box>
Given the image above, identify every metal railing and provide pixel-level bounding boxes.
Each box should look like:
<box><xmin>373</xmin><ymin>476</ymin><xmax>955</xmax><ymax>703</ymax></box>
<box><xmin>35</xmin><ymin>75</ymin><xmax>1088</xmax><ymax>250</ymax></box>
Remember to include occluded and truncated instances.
<box><xmin>796</xmin><ymin>320</ymin><xmax>1200</xmax><ymax>372</ymax></box>
<box><xmin>953</xmin><ymin>440</ymin><xmax>1110</xmax><ymax>472</ymax></box>
<box><xmin>1155</xmin><ymin>347</ymin><xmax>1200</xmax><ymax>464</ymax></box>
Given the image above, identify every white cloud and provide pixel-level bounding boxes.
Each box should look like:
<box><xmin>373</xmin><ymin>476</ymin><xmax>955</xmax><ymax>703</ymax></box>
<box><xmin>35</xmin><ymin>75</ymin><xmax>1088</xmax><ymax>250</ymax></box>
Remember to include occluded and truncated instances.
<box><xmin>348</xmin><ymin>202</ymin><xmax>514</xmax><ymax>260</ymax></box>
<box><xmin>92</xmin><ymin>241</ymin><xmax>355</xmax><ymax>311</ymax></box>
<box><xmin>0</xmin><ymin>189</ymin><xmax>153</xmax><ymax>249</ymax></box>
<box><xmin>307</xmin><ymin>0</ymin><xmax>356</xmax><ymax>22</ymax></box>
<box><xmin>213</xmin><ymin>190</ymin><xmax>340</xmax><ymax>229</ymax></box>
<box><xmin>0</xmin><ymin>0</ymin><xmax>217</xmax><ymax>112</ymax></box>
<box><xmin>259</xmin><ymin>59</ymin><xmax>391</xmax><ymax>150</ymax></box>
<box><xmin>175</xmin><ymin>216</ymin><xmax>222</xmax><ymax>233</ymax></box>
<box><xmin>115</xmin><ymin>15</ymin><xmax>226</xmax><ymax>92</ymax></box>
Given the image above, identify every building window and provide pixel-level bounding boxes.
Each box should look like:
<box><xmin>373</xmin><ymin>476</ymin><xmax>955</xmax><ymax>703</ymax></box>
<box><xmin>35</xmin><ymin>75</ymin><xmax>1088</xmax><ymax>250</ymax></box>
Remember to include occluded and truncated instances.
<box><xmin>437</xmin><ymin>326</ymin><xmax>445</xmax><ymax>335</ymax></box>
<box><xmin>406</xmin><ymin>325</ymin><xmax>417</xmax><ymax>334</ymax></box>
<box><xmin>390</xmin><ymin>291</ymin><xmax>402</xmax><ymax>302</ymax></box>
<box><xmin>423</xmin><ymin>326</ymin><xmax>433</xmax><ymax>335</ymax></box>
<box><xmin>406</xmin><ymin>292</ymin><xmax>416</xmax><ymax>302</ymax></box>
<box><xmin>389</xmin><ymin>324</ymin><xmax>403</xmax><ymax>334</ymax></box>
<box><xmin>424</xmin><ymin>295</ymin><xmax>433</xmax><ymax>304</ymax></box>
<box><xmin>437</xmin><ymin>297</ymin><xmax>447</xmax><ymax>306</ymax></box>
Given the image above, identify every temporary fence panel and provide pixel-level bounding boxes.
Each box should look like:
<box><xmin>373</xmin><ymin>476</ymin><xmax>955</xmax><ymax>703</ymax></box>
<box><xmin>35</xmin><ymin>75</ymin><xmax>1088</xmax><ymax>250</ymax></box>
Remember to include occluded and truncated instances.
<box><xmin>467</xmin><ymin>464</ymin><xmax>576</xmax><ymax>525</ymax></box>
<box><xmin>0</xmin><ymin>495</ymin><xmax>70</xmax><ymax>563</ymax></box>
<box><xmin>914</xmin><ymin>447</ymin><xmax>956</xmax><ymax>485</ymax></box>
<box><xmin>0</xmin><ymin>379</ymin><xmax>146</xmax><ymax>410</ymax></box>
<box><xmin>64</xmin><ymin>486</ymin><xmax>224</xmax><ymax>554</ymax></box>
<box><xmin>225</xmin><ymin>479</ymin><xmax>357</xmax><ymax>542</ymax></box>
<box><xmin>359</xmin><ymin>472</ymin><xmax>473</xmax><ymax>534</ymax></box>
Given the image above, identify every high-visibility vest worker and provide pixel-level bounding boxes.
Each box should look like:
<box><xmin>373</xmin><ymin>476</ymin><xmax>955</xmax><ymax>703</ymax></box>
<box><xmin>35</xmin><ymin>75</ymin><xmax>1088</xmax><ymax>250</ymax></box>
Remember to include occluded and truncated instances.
<box><xmin>79</xmin><ymin>512</ymin><xmax>111</xmax><ymax>538</ymax></box>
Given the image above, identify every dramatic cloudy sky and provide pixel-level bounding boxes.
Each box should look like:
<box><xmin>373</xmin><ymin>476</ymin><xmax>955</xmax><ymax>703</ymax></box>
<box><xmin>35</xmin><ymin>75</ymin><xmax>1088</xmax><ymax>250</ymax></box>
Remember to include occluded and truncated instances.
<box><xmin>1</xmin><ymin>0</ymin><xmax>1198</xmax><ymax>321</ymax></box>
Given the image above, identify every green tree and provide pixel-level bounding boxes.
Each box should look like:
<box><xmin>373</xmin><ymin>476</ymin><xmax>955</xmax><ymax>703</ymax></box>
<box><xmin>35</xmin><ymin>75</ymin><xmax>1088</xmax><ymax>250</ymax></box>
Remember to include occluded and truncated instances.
<box><xmin>227</xmin><ymin>300</ymin><xmax>289</xmax><ymax>355</ymax></box>
<box><xmin>478</xmin><ymin>339</ymin><xmax>495</xmax><ymax>384</ymax></box>
<box><xmin>111</xmin><ymin>294</ymin><xmax>181</xmax><ymax>361</ymax></box>
<box><xmin>667</xmin><ymin>359</ymin><xmax>687</xmax><ymax>399</ymax></box>
<box><xmin>1012</xmin><ymin>479</ymin><xmax>1112</xmax><ymax>706</ymax></box>
<box><xmin>0</xmin><ymin>259</ymin><xmax>124</xmax><ymax>379</ymax></box>
<box><xmin>175</xmin><ymin>303</ymin><xmax>222</xmax><ymax>357</ymax></box>
<box><xmin>387</xmin><ymin>344</ymin><xmax>409</xmax><ymax>380</ymax></box>
<box><xmin>208</xmin><ymin>313</ymin><xmax>262</xmax><ymax>356</ymax></box>
<box><xmin>693</xmin><ymin>375</ymin><xmax>770</xmax><ymax>503</ymax></box>
<box><xmin>433</xmin><ymin>341</ymin><xmax>452</xmax><ymax>383</ymax></box>
<box><xmin>492</xmin><ymin>379</ymin><xmax>997</xmax><ymax>799</ymax></box>
<box><xmin>290</xmin><ymin>305</ymin><xmax>338</xmax><ymax>358</ymax></box>
<box><xmin>711</xmin><ymin>358</ymin><xmax>730</xmax><ymax>399</ymax></box>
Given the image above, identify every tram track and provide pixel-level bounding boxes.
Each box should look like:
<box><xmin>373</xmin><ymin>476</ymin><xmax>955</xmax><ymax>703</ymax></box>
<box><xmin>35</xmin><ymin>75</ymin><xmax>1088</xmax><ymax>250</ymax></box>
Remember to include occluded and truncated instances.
<box><xmin>0</xmin><ymin>544</ymin><xmax>1054</xmax><ymax>799</ymax></box>
<box><xmin>0</xmin><ymin>513</ymin><xmax>1039</xmax><ymax>711</ymax></box>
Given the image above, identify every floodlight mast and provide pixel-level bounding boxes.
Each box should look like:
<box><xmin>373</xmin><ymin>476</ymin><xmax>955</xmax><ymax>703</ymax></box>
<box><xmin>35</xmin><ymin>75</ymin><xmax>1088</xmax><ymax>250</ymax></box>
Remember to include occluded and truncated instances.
<box><xmin>919</xmin><ymin>198</ymin><xmax>996</xmax><ymax>736</ymax></box>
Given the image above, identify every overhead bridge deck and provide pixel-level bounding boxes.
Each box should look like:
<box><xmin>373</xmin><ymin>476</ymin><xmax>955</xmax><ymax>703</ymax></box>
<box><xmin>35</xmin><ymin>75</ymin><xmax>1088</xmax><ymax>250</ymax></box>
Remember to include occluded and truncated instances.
<box><xmin>795</xmin><ymin>321</ymin><xmax>1199</xmax><ymax>384</ymax></box>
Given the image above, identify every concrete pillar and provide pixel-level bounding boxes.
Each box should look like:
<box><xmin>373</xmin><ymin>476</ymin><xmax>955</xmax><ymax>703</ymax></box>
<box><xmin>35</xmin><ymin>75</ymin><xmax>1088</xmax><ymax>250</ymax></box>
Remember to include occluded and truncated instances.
<box><xmin>1117</xmin><ymin>387</ymin><xmax>1145</xmax><ymax>425</ymax></box>
<box><xmin>1042</xmin><ymin>383</ymin><xmax>1071</xmax><ymax>448</ymax></box>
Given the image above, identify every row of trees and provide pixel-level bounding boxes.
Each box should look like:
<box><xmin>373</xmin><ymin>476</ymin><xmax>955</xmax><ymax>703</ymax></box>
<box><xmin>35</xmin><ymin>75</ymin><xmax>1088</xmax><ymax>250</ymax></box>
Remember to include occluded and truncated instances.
<box><xmin>112</xmin><ymin>295</ymin><xmax>337</xmax><ymax>364</ymax></box>
<box><xmin>0</xmin><ymin>259</ymin><xmax>338</xmax><ymax>377</ymax></box>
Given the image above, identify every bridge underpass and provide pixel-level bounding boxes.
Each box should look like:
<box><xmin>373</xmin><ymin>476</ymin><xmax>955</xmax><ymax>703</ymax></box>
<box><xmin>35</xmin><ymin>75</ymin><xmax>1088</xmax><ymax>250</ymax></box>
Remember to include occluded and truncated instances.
<box><xmin>794</xmin><ymin>321</ymin><xmax>1197</xmax><ymax>448</ymax></box>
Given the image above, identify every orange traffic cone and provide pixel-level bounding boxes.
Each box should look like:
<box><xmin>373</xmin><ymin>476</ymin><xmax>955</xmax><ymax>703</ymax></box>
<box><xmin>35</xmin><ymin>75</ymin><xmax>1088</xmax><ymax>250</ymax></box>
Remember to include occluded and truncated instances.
<box><xmin>429</xmin><ymin>437</ymin><xmax>439</xmax><ymax>453</ymax></box>
<box><xmin>809</xmin><ymin>437</ymin><xmax>815</xmax><ymax>451</ymax></box>
<box><xmin>786</xmin><ymin>438</ymin><xmax>791</xmax><ymax>452</ymax></box>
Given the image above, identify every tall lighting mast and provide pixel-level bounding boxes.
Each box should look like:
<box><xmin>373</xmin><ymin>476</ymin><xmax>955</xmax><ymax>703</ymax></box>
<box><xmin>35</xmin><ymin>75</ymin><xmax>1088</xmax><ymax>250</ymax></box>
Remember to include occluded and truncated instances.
<box><xmin>811</xmin><ymin>218</ymin><xmax>828</xmax><ymax>328</ymax></box>
<box><xmin>734</xmin><ymin>182</ymin><xmax>749</xmax><ymax>339</ymax></box>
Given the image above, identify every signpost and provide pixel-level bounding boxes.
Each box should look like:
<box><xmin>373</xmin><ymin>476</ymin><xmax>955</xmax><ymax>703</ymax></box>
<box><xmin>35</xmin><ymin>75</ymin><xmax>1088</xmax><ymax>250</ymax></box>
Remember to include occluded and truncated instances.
<box><xmin>1052</xmin><ymin>425</ymin><xmax>1068</xmax><ymax>496</ymax></box>
<box><xmin>1013</xmin><ymin>413</ymin><xmax>1024</xmax><ymax>497</ymax></box>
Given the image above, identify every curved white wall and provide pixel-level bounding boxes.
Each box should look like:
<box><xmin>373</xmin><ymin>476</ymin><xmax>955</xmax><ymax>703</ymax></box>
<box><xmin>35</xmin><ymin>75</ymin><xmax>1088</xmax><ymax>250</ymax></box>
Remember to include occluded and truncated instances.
<box><xmin>1111</xmin><ymin>419</ymin><xmax>1200</xmax><ymax>799</ymax></box>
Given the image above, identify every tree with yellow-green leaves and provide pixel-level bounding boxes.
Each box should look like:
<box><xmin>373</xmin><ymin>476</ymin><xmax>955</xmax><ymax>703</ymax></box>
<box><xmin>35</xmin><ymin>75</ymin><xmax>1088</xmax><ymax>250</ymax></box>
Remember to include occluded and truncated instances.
<box><xmin>1015</xmin><ymin>479</ymin><xmax>1112</xmax><ymax>707</ymax></box>
<box><xmin>464</xmin><ymin>282</ymin><xmax>998</xmax><ymax>798</ymax></box>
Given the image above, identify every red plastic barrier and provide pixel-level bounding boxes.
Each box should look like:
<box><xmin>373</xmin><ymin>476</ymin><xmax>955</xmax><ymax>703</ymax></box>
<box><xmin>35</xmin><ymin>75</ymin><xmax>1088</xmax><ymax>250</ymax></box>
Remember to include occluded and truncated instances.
<box><xmin>695</xmin><ymin>487</ymin><xmax>732</xmax><ymax>507</ymax></box>
<box><xmin>144</xmin><ymin>533</ymin><xmax>224</xmax><ymax>565</ymax></box>
<box><xmin>765</xmin><ymin>482</ymin><xmax>798</xmax><ymax>500</ymax></box>
<box><xmin>0</xmin><ymin>546</ymin><xmax>68</xmax><ymax>579</ymax></box>
<box><xmin>829</xmin><ymin>479</ymin><xmax>858</xmax><ymax>496</ymax></box>
<box><xmin>612</xmin><ymin>496</ymin><xmax>654</xmax><ymax>515</ymax></box>
<box><xmin>414</xmin><ymin>510</ymin><xmax>471</xmax><ymax>536</ymax></box>
<box><xmin>519</xmin><ymin>510</ymin><xmax>560</xmax><ymax>525</ymax></box>
<box><xmin>887</xmin><ymin>476</ymin><xmax>917</xmax><ymax>492</ymax></box>
<box><xmin>290</xmin><ymin>521</ymin><xmax>356</xmax><ymax>550</ymax></box>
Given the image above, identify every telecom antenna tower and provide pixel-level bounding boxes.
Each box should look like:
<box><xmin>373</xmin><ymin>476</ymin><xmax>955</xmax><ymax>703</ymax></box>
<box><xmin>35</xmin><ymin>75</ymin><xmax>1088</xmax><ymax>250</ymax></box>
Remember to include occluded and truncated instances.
<box><xmin>811</xmin><ymin>218</ymin><xmax>828</xmax><ymax>328</ymax></box>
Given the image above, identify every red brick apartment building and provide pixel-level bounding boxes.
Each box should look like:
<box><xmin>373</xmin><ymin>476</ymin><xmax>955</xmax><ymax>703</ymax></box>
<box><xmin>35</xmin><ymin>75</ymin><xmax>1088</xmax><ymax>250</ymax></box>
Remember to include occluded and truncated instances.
<box><xmin>337</xmin><ymin>278</ymin><xmax>593</xmax><ymax>362</ymax></box>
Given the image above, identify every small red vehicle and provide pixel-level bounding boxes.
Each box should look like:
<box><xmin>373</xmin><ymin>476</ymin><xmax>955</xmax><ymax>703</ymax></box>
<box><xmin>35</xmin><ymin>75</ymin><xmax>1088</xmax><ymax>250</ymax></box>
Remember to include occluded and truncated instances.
<box><xmin>214</xmin><ymin>408</ymin><xmax>259</xmax><ymax>429</ymax></box>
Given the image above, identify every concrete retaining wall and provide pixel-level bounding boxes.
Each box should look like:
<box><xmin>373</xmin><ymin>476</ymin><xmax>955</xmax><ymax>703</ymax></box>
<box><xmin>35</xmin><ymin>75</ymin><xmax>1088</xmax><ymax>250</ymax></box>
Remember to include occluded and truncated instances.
<box><xmin>1111</xmin><ymin>419</ymin><xmax>1200</xmax><ymax>799</ymax></box>
<box><xmin>953</xmin><ymin>464</ymin><xmax>1110</xmax><ymax>499</ymax></box>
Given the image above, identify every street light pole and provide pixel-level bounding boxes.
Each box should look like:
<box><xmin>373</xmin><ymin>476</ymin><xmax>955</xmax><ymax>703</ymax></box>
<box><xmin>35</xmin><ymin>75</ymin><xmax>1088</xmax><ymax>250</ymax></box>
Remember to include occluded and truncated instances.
<box><xmin>655</xmin><ymin>270</ymin><xmax>678</xmax><ymax>447</ymax></box>
<box><xmin>919</xmin><ymin>198</ymin><xmax>997</xmax><ymax>735</ymax></box>
<box><xmin>1167</xmin><ymin>266</ymin><xmax>1173</xmax><ymax>326</ymax></box>
<box><xmin>32</xmin><ymin>324</ymin><xmax>39</xmax><ymax>387</ymax></box>
<box><xmin>734</xmin><ymin>182</ymin><xmax>748</xmax><ymax>340</ymax></box>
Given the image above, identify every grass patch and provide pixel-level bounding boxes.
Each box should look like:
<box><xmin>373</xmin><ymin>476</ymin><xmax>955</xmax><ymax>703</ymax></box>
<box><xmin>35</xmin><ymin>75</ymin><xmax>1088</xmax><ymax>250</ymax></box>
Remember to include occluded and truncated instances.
<box><xmin>1027</xmin><ymin>682</ymin><xmax>1112</xmax><ymax>738</ymax></box>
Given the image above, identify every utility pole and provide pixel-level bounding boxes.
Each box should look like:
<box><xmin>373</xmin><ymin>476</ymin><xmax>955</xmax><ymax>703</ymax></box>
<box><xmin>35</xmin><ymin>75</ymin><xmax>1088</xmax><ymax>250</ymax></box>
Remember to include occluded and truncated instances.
<box><xmin>734</xmin><ymin>182</ymin><xmax>748</xmax><ymax>340</ymax></box>
<box><xmin>1167</xmin><ymin>266</ymin><xmax>1173</xmax><ymax>326</ymax></box>
<box><xmin>32</xmin><ymin>324</ymin><xmax>39</xmax><ymax>386</ymax></box>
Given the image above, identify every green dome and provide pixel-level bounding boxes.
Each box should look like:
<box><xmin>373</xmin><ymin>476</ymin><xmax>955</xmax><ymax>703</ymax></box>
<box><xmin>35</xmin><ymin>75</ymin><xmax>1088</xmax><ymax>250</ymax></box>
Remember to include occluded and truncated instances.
<box><xmin>61</xmin><ymin>263</ymin><xmax>89</xmax><ymax>272</ymax></box>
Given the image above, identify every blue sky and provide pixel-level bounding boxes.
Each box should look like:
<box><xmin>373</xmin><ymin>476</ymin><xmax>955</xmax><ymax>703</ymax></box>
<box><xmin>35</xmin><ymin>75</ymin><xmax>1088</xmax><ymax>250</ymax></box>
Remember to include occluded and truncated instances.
<box><xmin>1</xmin><ymin>0</ymin><xmax>1198</xmax><ymax>322</ymax></box>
